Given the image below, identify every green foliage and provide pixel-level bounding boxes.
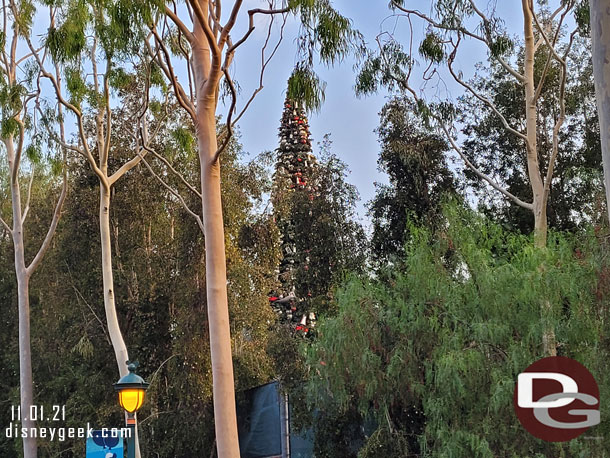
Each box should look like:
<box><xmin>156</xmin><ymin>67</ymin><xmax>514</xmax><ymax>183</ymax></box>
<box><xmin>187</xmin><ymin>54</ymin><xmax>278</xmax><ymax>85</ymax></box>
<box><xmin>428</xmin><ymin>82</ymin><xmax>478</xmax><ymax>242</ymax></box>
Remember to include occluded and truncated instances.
<box><xmin>369</xmin><ymin>97</ymin><xmax>457</xmax><ymax>264</ymax></box>
<box><xmin>288</xmin><ymin>65</ymin><xmax>326</xmax><ymax>112</ymax></box>
<box><xmin>1</xmin><ymin>117</ymin><xmax>18</xmax><ymax>137</ymax></box>
<box><xmin>24</xmin><ymin>142</ymin><xmax>42</xmax><ymax>165</ymax></box>
<box><xmin>460</xmin><ymin>38</ymin><xmax>604</xmax><ymax>232</ymax></box>
<box><xmin>574</xmin><ymin>0</ymin><xmax>590</xmax><ymax>35</ymax></box>
<box><xmin>489</xmin><ymin>35</ymin><xmax>514</xmax><ymax>58</ymax></box>
<box><xmin>356</xmin><ymin>42</ymin><xmax>413</xmax><ymax>96</ymax></box>
<box><xmin>149</xmin><ymin>61</ymin><xmax>166</xmax><ymax>89</ymax></box>
<box><xmin>45</xmin><ymin>0</ymin><xmax>89</xmax><ymax>62</ymax></box>
<box><xmin>13</xmin><ymin>0</ymin><xmax>35</xmax><ymax>37</ymax></box>
<box><xmin>171</xmin><ymin>127</ymin><xmax>195</xmax><ymax>155</ymax></box>
<box><xmin>108</xmin><ymin>67</ymin><xmax>134</xmax><ymax>90</ymax></box>
<box><xmin>64</xmin><ymin>66</ymin><xmax>88</xmax><ymax>108</ymax></box>
<box><xmin>307</xmin><ymin>203</ymin><xmax>610</xmax><ymax>457</ymax></box>
<box><xmin>284</xmin><ymin>0</ymin><xmax>362</xmax><ymax>112</ymax></box>
<box><xmin>419</xmin><ymin>33</ymin><xmax>445</xmax><ymax>63</ymax></box>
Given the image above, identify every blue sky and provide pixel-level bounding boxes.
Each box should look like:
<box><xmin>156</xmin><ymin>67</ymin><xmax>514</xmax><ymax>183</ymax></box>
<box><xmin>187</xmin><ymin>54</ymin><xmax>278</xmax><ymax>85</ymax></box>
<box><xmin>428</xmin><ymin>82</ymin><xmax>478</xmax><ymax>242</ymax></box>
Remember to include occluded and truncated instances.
<box><xmin>227</xmin><ymin>1</ymin><xmax>527</xmax><ymax>226</ymax></box>
<box><xmin>227</xmin><ymin>2</ymin><xmax>395</xmax><ymax>226</ymax></box>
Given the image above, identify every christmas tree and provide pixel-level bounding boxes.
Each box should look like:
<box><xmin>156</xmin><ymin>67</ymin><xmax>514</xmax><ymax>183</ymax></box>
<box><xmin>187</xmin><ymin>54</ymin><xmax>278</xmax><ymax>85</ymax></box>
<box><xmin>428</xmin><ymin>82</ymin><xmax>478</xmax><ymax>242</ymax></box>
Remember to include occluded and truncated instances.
<box><xmin>270</xmin><ymin>97</ymin><xmax>318</xmax><ymax>335</ymax></box>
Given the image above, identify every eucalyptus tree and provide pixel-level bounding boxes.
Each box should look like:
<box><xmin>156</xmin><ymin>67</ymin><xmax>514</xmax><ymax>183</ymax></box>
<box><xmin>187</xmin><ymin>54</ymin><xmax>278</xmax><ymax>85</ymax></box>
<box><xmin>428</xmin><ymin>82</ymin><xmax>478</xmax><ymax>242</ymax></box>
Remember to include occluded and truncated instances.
<box><xmin>24</xmin><ymin>2</ymin><xmax>164</xmax><ymax>456</ymax></box>
<box><xmin>358</xmin><ymin>0</ymin><xmax>589</xmax><ymax>249</ymax></box>
<box><xmin>0</xmin><ymin>3</ymin><xmax>67</xmax><ymax>457</ymax></box>
<box><xmin>357</xmin><ymin>0</ymin><xmax>590</xmax><ymax>357</ymax></box>
<box><xmin>146</xmin><ymin>2</ymin><xmax>360</xmax><ymax>455</ymax></box>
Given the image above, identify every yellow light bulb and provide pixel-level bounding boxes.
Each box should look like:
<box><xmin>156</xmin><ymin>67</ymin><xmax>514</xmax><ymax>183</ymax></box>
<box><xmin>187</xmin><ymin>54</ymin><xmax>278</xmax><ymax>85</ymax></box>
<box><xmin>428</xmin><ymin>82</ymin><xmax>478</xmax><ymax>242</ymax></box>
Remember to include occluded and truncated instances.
<box><xmin>118</xmin><ymin>389</ymin><xmax>145</xmax><ymax>413</ymax></box>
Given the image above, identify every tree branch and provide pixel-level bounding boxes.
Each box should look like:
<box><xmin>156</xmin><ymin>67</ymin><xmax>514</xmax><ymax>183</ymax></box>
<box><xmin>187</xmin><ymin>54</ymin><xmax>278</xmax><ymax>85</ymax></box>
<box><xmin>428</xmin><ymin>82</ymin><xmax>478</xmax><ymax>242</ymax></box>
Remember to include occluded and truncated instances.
<box><xmin>441</xmin><ymin>123</ymin><xmax>533</xmax><ymax>210</ymax></box>
<box><xmin>21</xmin><ymin>164</ymin><xmax>35</xmax><ymax>223</ymax></box>
<box><xmin>26</xmin><ymin>157</ymin><xmax>68</xmax><ymax>276</ymax></box>
<box><xmin>466</xmin><ymin>0</ymin><xmax>525</xmax><ymax>83</ymax></box>
<box><xmin>228</xmin><ymin>6</ymin><xmax>290</xmax><ymax>55</ymax></box>
<box><xmin>149</xmin><ymin>30</ymin><xmax>197</xmax><ymax>122</ymax></box>
<box><xmin>149</xmin><ymin>148</ymin><xmax>202</xmax><ymax>199</ymax></box>
<box><xmin>138</xmin><ymin>146</ymin><xmax>204</xmax><ymax>234</ymax></box>
<box><xmin>187</xmin><ymin>0</ymin><xmax>221</xmax><ymax>63</ymax></box>
<box><xmin>0</xmin><ymin>213</ymin><xmax>11</xmax><ymax>234</ymax></box>
<box><xmin>232</xmin><ymin>9</ymin><xmax>287</xmax><ymax>125</ymax></box>
<box><xmin>213</xmin><ymin>68</ymin><xmax>236</xmax><ymax>162</ymax></box>
<box><xmin>447</xmin><ymin>38</ymin><xmax>529</xmax><ymax>144</ymax></box>
<box><xmin>218</xmin><ymin>0</ymin><xmax>243</xmax><ymax>49</ymax></box>
<box><xmin>164</xmin><ymin>5</ymin><xmax>194</xmax><ymax>43</ymax></box>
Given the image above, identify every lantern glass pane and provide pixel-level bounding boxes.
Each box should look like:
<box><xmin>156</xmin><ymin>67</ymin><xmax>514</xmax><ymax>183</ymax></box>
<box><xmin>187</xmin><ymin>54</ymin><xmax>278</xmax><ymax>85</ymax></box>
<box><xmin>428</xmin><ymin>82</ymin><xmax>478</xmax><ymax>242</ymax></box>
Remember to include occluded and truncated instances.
<box><xmin>118</xmin><ymin>389</ymin><xmax>145</xmax><ymax>413</ymax></box>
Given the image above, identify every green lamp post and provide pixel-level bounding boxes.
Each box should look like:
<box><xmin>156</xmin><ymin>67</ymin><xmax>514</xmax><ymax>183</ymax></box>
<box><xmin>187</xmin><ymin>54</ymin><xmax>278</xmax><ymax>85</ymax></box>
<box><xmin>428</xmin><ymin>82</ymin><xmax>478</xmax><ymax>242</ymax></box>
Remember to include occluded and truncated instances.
<box><xmin>114</xmin><ymin>362</ymin><xmax>149</xmax><ymax>458</ymax></box>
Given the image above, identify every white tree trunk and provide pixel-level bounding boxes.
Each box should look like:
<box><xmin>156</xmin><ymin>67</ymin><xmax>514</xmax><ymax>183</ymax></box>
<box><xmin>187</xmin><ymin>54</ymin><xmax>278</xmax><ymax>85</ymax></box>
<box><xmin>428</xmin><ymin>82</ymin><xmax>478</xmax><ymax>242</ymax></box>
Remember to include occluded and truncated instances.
<box><xmin>590</xmin><ymin>0</ymin><xmax>610</xmax><ymax>224</ymax></box>
<box><xmin>190</xmin><ymin>5</ymin><xmax>240</xmax><ymax>455</ymax></box>
<box><xmin>197</xmin><ymin>107</ymin><xmax>240</xmax><ymax>458</ymax></box>
<box><xmin>100</xmin><ymin>187</ymin><xmax>142</xmax><ymax>457</ymax></box>
<box><xmin>522</xmin><ymin>0</ymin><xmax>548</xmax><ymax>248</ymax></box>
<box><xmin>10</xmin><ymin>155</ymin><xmax>37</xmax><ymax>458</ymax></box>
<box><xmin>99</xmin><ymin>187</ymin><xmax>130</xmax><ymax>377</ymax></box>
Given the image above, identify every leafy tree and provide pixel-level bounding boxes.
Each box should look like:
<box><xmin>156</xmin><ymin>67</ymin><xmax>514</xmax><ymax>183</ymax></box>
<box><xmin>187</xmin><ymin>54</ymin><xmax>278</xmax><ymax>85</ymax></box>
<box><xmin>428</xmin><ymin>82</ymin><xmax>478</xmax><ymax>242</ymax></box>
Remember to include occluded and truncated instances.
<box><xmin>307</xmin><ymin>203</ymin><xmax>610</xmax><ymax>457</ymax></box>
<box><xmin>0</xmin><ymin>4</ymin><xmax>67</xmax><ymax>456</ymax></box>
<box><xmin>357</xmin><ymin>0</ymin><xmax>590</xmax><ymax>357</ymax></box>
<box><xmin>460</xmin><ymin>38</ymin><xmax>603</xmax><ymax>233</ymax></box>
<box><xmin>369</xmin><ymin>97</ymin><xmax>456</xmax><ymax>264</ymax></box>
<box><xmin>357</xmin><ymin>0</ymin><xmax>587</xmax><ymax>250</ymax></box>
<box><xmin>12</xmin><ymin>104</ymin><xmax>281</xmax><ymax>457</ymax></box>
<box><xmin>145</xmin><ymin>3</ymin><xmax>362</xmax><ymax>453</ymax></box>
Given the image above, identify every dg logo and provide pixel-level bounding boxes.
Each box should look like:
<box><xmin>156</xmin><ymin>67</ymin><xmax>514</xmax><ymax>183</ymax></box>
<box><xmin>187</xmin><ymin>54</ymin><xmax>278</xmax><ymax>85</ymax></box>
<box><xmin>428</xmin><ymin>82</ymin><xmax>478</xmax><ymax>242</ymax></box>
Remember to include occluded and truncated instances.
<box><xmin>513</xmin><ymin>356</ymin><xmax>600</xmax><ymax>442</ymax></box>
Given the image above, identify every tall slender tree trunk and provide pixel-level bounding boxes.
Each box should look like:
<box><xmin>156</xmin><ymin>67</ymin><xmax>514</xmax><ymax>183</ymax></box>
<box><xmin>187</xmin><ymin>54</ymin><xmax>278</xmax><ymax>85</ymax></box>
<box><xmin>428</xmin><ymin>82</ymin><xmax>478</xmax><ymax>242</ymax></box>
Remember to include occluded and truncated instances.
<box><xmin>196</xmin><ymin>104</ymin><xmax>240</xmax><ymax>458</ymax></box>
<box><xmin>189</xmin><ymin>3</ymin><xmax>240</xmax><ymax>455</ymax></box>
<box><xmin>99</xmin><ymin>186</ymin><xmax>141</xmax><ymax>457</ymax></box>
<box><xmin>9</xmin><ymin>140</ymin><xmax>37</xmax><ymax>458</ymax></box>
<box><xmin>100</xmin><ymin>186</ymin><xmax>130</xmax><ymax>377</ymax></box>
<box><xmin>523</xmin><ymin>0</ymin><xmax>548</xmax><ymax>248</ymax></box>
<box><xmin>523</xmin><ymin>0</ymin><xmax>556</xmax><ymax>356</ymax></box>
<box><xmin>590</xmin><ymin>0</ymin><xmax>610</xmax><ymax>224</ymax></box>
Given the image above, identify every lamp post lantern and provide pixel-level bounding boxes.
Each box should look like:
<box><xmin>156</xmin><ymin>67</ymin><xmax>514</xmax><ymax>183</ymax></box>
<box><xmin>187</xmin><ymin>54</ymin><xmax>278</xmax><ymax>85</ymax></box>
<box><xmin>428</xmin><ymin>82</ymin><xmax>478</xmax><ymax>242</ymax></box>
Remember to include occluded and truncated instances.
<box><xmin>114</xmin><ymin>362</ymin><xmax>149</xmax><ymax>458</ymax></box>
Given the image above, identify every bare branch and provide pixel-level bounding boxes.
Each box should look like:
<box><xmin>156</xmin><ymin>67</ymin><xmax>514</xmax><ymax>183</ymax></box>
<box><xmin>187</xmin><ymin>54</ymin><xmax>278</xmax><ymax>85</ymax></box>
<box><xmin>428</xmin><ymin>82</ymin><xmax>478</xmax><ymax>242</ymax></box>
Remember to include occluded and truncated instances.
<box><xmin>466</xmin><ymin>0</ymin><xmax>525</xmax><ymax>82</ymax></box>
<box><xmin>532</xmin><ymin>4</ymin><xmax>571</xmax><ymax>101</ymax></box>
<box><xmin>543</xmin><ymin>29</ymin><xmax>576</xmax><ymax>201</ymax></box>
<box><xmin>447</xmin><ymin>38</ymin><xmax>529</xmax><ymax>144</ymax></box>
<box><xmin>165</xmin><ymin>4</ymin><xmax>194</xmax><ymax>43</ymax></box>
<box><xmin>213</xmin><ymin>67</ymin><xmax>236</xmax><ymax>162</ymax></box>
<box><xmin>149</xmin><ymin>149</ymin><xmax>202</xmax><ymax>199</ymax></box>
<box><xmin>139</xmin><ymin>147</ymin><xmax>204</xmax><ymax>234</ymax></box>
<box><xmin>21</xmin><ymin>164</ymin><xmax>34</xmax><ymax>223</ymax></box>
<box><xmin>65</xmin><ymin>263</ymin><xmax>112</xmax><ymax>346</ymax></box>
<box><xmin>529</xmin><ymin>1</ymin><xmax>572</xmax><ymax>66</ymax></box>
<box><xmin>149</xmin><ymin>31</ymin><xmax>197</xmax><ymax>122</ymax></box>
<box><xmin>0</xmin><ymin>213</ymin><xmax>11</xmax><ymax>234</ymax></box>
<box><xmin>26</xmin><ymin>36</ymin><xmax>109</xmax><ymax>186</ymax></box>
<box><xmin>440</xmin><ymin>123</ymin><xmax>533</xmax><ymax>210</ymax></box>
<box><xmin>187</xmin><ymin>0</ymin><xmax>221</xmax><ymax>62</ymax></box>
<box><xmin>228</xmin><ymin>6</ymin><xmax>290</xmax><ymax>55</ymax></box>
<box><xmin>232</xmin><ymin>10</ymin><xmax>287</xmax><ymax>125</ymax></box>
<box><xmin>27</xmin><ymin>157</ymin><xmax>68</xmax><ymax>276</ymax></box>
<box><xmin>10</xmin><ymin>119</ymin><xmax>25</xmax><ymax>183</ymax></box>
<box><xmin>218</xmin><ymin>0</ymin><xmax>244</xmax><ymax>49</ymax></box>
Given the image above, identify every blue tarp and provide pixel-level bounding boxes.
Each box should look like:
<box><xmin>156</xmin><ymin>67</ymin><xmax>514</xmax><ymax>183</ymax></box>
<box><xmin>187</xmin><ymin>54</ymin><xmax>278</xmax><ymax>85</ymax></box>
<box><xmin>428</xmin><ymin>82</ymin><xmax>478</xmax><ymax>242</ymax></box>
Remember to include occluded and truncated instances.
<box><xmin>238</xmin><ymin>382</ymin><xmax>283</xmax><ymax>458</ymax></box>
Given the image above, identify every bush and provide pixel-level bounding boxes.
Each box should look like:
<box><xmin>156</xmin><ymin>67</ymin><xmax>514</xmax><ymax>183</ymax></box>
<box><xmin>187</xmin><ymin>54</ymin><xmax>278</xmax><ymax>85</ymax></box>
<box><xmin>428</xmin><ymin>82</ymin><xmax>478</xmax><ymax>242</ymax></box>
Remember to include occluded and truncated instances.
<box><xmin>306</xmin><ymin>204</ymin><xmax>610</xmax><ymax>457</ymax></box>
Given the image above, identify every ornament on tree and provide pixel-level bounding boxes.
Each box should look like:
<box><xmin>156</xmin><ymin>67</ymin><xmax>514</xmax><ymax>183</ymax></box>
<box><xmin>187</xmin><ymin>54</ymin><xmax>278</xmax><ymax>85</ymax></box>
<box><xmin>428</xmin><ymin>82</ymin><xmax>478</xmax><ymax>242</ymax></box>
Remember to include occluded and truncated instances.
<box><xmin>270</xmin><ymin>95</ymin><xmax>319</xmax><ymax>336</ymax></box>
